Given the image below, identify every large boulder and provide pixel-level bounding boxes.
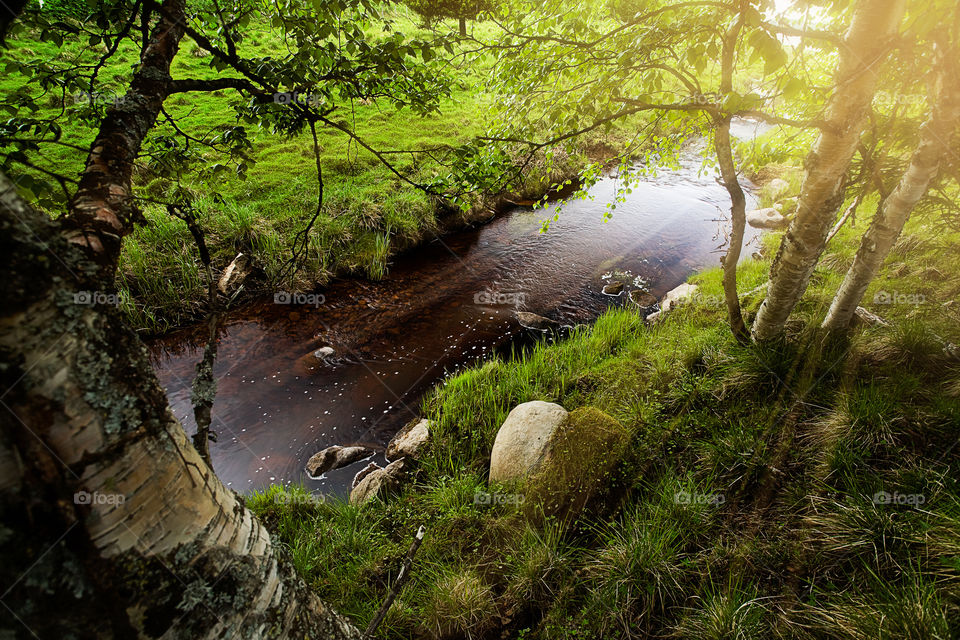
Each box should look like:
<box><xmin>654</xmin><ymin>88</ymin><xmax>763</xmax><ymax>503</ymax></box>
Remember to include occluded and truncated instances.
<box><xmin>525</xmin><ymin>407</ymin><xmax>630</xmax><ymax>521</ymax></box>
<box><xmin>488</xmin><ymin>404</ymin><xmax>630</xmax><ymax>522</ymax></box>
<box><xmin>386</xmin><ymin>418</ymin><xmax>431</xmax><ymax>461</ymax></box>
<box><xmin>747</xmin><ymin>207</ymin><xmax>789</xmax><ymax>230</ymax></box>
<box><xmin>489</xmin><ymin>401</ymin><xmax>569</xmax><ymax>483</ymax></box>
<box><xmin>304</xmin><ymin>445</ymin><xmax>373</xmax><ymax>478</ymax></box>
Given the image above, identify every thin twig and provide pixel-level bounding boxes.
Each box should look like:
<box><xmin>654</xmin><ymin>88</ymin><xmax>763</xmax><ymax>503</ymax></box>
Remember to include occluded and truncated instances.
<box><xmin>363</xmin><ymin>525</ymin><xmax>426</xmax><ymax>639</ymax></box>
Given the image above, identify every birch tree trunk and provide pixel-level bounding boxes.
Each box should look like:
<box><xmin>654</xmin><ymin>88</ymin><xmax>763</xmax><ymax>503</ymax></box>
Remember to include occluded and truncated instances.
<box><xmin>61</xmin><ymin>0</ymin><xmax>187</xmax><ymax>275</ymax></box>
<box><xmin>716</xmin><ymin>117</ymin><xmax>749</xmax><ymax>343</ymax></box>
<box><xmin>821</xmin><ymin>56</ymin><xmax>960</xmax><ymax>331</ymax></box>
<box><xmin>715</xmin><ymin>10</ymin><xmax>749</xmax><ymax>343</ymax></box>
<box><xmin>750</xmin><ymin>0</ymin><xmax>906</xmax><ymax>342</ymax></box>
<box><xmin>0</xmin><ymin>171</ymin><xmax>361</xmax><ymax>638</ymax></box>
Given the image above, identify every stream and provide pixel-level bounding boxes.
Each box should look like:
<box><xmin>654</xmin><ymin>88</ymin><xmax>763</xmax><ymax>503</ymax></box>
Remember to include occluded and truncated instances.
<box><xmin>150</xmin><ymin>122</ymin><xmax>767</xmax><ymax>497</ymax></box>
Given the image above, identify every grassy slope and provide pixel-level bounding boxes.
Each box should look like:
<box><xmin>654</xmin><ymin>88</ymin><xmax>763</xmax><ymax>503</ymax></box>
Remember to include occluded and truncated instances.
<box><xmin>250</xmin><ymin>187</ymin><xmax>960</xmax><ymax>638</ymax></box>
<box><xmin>4</xmin><ymin>9</ymin><xmax>615</xmax><ymax>333</ymax></box>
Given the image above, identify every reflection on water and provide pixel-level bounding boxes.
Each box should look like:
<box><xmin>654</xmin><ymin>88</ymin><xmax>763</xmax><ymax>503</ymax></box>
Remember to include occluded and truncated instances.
<box><xmin>150</xmin><ymin>130</ymin><xmax>766</xmax><ymax>497</ymax></box>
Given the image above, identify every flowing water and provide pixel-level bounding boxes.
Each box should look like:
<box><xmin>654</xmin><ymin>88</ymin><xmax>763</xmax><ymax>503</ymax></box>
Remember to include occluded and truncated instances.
<box><xmin>150</xmin><ymin>123</ymin><xmax>768</xmax><ymax>497</ymax></box>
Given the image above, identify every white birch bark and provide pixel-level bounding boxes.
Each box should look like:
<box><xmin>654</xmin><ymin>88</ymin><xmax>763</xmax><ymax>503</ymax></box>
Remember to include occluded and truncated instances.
<box><xmin>751</xmin><ymin>0</ymin><xmax>906</xmax><ymax>341</ymax></box>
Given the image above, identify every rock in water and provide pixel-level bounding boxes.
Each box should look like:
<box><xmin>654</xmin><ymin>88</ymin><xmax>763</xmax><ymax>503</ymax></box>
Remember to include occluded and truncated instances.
<box><xmin>313</xmin><ymin>346</ymin><xmax>335</xmax><ymax>359</ymax></box>
<box><xmin>602</xmin><ymin>281</ymin><xmax>624</xmax><ymax>295</ymax></box>
<box><xmin>489</xmin><ymin>401</ymin><xmax>569</xmax><ymax>483</ymax></box>
<box><xmin>747</xmin><ymin>207</ymin><xmax>789</xmax><ymax>230</ymax></box>
<box><xmin>516</xmin><ymin>311</ymin><xmax>557</xmax><ymax>331</ymax></box>
<box><xmin>305</xmin><ymin>445</ymin><xmax>374</xmax><ymax>478</ymax></box>
<box><xmin>629</xmin><ymin>289</ymin><xmax>657</xmax><ymax>308</ymax></box>
<box><xmin>386</xmin><ymin>418</ymin><xmax>431</xmax><ymax>461</ymax></box>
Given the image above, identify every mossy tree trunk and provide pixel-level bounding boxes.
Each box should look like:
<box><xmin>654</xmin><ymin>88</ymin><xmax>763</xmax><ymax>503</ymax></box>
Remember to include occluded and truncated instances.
<box><xmin>0</xmin><ymin>171</ymin><xmax>362</xmax><ymax>638</ymax></box>
<box><xmin>822</xmin><ymin>53</ymin><xmax>960</xmax><ymax>331</ymax></box>
<box><xmin>751</xmin><ymin>0</ymin><xmax>906</xmax><ymax>342</ymax></box>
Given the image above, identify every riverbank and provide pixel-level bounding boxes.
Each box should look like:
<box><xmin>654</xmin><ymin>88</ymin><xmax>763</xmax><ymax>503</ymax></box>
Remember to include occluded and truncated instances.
<box><xmin>150</xmin><ymin>137</ymin><xmax>763</xmax><ymax>496</ymax></box>
<box><xmin>124</xmin><ymin>129</ymin><xmax>613</xmax><ymax>337</ymax></box>
<box><xmin>0</xmin><ymin>6</ymin><xmax>644</xmax><ymax>335</ymax></box>
<box><xmin>249</xmin><ymin>192</ymin><xmax>960</xmax><ymax>639</ymax></box>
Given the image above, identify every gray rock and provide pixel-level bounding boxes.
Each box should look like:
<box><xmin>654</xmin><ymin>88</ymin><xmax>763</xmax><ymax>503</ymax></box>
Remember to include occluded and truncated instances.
<box><xmin>352</xmin><ymin>462</ymin><xmax>381</xmax><ymax>489</ymax></box>
<box><xmin>854</xmin><ymin>306</ymin><xmax>890</xmax><ymax>327</ymax></box>
<box><xmin>313</xmin><ymin>346</ymin><xmax>335</xmax><ymax>359</ymax></box>
<box><xmin>350</xmin><ymin>458</ymin><xmax>408</xmax><ymax>504</ymax></box>
<box><xmin>305</xmin><ymin>445</ymin><xmax>374</xmax><ymax>478</ymax></box>
<box><xmin>386</xmin><ymin>418</ymin><xmax>431</xmax><ymax>462</ymax></box>
<box><xmin>602</xmin><ymin>281</ymin><xmax>624</xmax><ymax>295</ymax></box>
<box><xmin>217</xmin><ymin>253</ymin><xmax>255</xmax><ymax>296</ymax></box>
<box><xmin>661</xmin><ymin>283</ymin><xmax>699</xmax><ymax>312</ymax></box>
<box><xmin>489</xmin><ymin>401</ymin><xmax>569</xmax><ymax>483</ymax></box>
<box><xmin>747</xmin><ymin>207</ymin><xmax>789</xmax><ymax>230</ymax></box>
<box><xmin>516</xmin><ymin>311</ymin><xmax>557</xmax><ymax>331</ymax></box>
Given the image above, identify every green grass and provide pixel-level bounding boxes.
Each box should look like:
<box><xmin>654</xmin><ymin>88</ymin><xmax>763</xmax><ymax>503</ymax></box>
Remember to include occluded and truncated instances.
<box><xmin>248</xmin><ymin>184</ymin><xmax>960</xmax><ymax>638</ymax></box>
<box><xmin>4</xmin><ymin>7</ymin><xmax>632</xmax><ymax>333</ymax></box>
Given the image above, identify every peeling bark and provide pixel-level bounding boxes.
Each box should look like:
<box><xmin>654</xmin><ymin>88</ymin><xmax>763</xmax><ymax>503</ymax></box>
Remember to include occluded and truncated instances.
<box><xmin>0</xmin><ymin>171</ymin><xmax>361</xmax><ymax>638</ymax></box>
<box><xmin>822</xmin><ymin>55</ymin><xmax>960</xmax><ymax>331</ymax></box>
<box><xmin>751</xmin><ymin>0</ymin><xmax>906</xmax><ymax>342</ymax></box>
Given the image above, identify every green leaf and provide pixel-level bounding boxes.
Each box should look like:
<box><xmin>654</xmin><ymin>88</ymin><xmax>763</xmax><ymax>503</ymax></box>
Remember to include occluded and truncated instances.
<box><xmin>782</xmin><ymin>77</ymin><xmax>805</xmax><ymax>100</ymax></box>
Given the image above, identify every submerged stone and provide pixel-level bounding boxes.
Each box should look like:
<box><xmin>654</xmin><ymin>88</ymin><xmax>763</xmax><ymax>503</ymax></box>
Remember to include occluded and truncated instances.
<box><xmin>602</xmin><ymin>281</ymin><xmax>624</xmax><ymax>295</ymax></box>
<box><xmin>515</xmin><ymin>311</ymin><xmax>557</xmax><ymax>331</ymax></box>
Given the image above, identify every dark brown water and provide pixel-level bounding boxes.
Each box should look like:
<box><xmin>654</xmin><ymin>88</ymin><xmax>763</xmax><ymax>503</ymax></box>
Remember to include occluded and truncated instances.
<box><xmin>150</xmin><ymin>128</ymin><xmax>766</xmax><ymax>497</ymax></box>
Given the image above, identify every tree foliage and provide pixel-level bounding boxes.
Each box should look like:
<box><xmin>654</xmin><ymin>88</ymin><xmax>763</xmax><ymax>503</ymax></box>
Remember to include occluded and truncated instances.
<box><xmin>403</xmin><ymin>0</ymin><xmax>492</xmax><ymax>33</ymax></box>
<box><xmin>1</xmin><ymin>0</ymin><xmax>455</xmax><ymax>223</ymax></box>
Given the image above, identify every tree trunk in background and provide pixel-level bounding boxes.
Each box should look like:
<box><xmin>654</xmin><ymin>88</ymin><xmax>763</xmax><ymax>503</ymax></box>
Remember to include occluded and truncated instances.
<box><xmin>750</xmin><ymin>0</ymin><xmax>906</xmax><ymax>342</ymax></box>
<box><xmin>60</xmin><ymin>0</ymin><xmax>186</xmax><ymax>276</ymax></box>
<box><xmin>822</xmin><ymin>55</ymin><xmax>960</xmax><ymax>331</ymax></box>
<box><xmin>716</xmin><ymin>117</ymin><xmax>749</xmax><ymax>343</ymax></box>
<box><xmin>459</xmin><ymin>15</ymin><xmax>467</xmax><ymax>36</ymax></box>
<box><xmin>715</xmin><ymin>11</ymin><xmax>748</xmax><ymax>343</ymax></box>
<box><xmin>0</xmin><ymin>171</ymin><xmax>361</xmax><ymax>638</ymax></box>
